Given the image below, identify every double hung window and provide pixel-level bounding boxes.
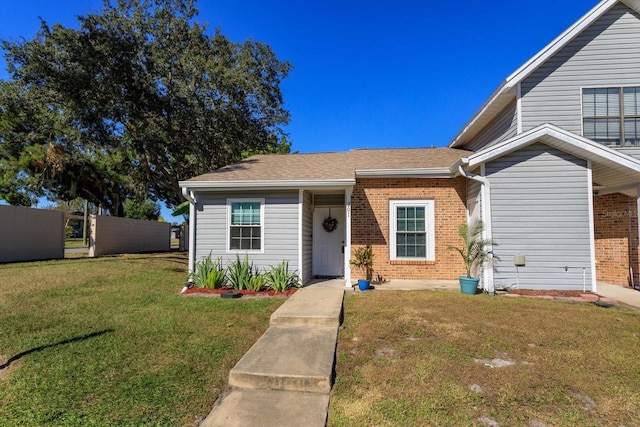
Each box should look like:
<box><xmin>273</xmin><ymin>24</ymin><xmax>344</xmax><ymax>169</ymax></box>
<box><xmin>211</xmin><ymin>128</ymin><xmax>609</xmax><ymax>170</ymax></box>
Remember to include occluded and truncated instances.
<box><xmin>389</xmin><ymin>200</ymin><xmax>435</xmax><ymax>261</ymax></box>
<box><xmin>228</xmin><ymin>199</ymin><xmax>263</xmax><ymax>251</ymax></box>
<box><xmin>582</xmin><ymin>87</ymin><xmax>640</xmax><ymax>146</ymax></box>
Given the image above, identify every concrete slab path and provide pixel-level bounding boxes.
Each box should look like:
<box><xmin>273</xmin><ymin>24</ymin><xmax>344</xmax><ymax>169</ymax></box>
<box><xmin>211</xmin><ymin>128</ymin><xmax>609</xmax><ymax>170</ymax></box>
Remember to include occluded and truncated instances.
<box><xmin>597</xmin><ymin>283</ymin><xmax>640</xmax><ymax>309</ymax></box>
<box><xmin>200</xmin><ymin>286</ymin><xmax>344</xmax><ymax>427</ymax></box>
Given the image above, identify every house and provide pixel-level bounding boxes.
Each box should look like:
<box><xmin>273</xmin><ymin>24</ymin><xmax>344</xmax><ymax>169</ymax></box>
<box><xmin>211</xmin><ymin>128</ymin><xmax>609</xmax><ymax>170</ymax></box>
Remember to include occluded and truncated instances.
<box><xmin>180</xmin><ymin>0</ymin><xmax>640</xmax><ymax>292</ymax></box>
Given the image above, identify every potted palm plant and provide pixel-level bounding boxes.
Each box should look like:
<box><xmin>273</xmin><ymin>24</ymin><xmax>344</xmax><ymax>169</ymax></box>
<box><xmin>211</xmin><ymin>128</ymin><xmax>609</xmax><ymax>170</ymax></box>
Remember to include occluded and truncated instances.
<box><xmin>448</xmin><ymin>220</ymin><xmax>498</xmax><ymax>295</ymax></box>
<box><xmin>350</xmin><ymin>245</ymin><xmax>374</xmax><ymax>291</ymax></box>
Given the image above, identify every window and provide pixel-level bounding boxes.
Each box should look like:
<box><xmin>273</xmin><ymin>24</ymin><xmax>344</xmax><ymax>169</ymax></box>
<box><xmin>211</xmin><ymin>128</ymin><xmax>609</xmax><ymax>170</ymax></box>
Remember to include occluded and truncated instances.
<box><xmin>228</xmin><ymin>199</ymin><xmax>263</xmax><ymax>251</ymax></box>
<box><xmin>389</xmin><ymin>200</ymin><xmax>435</xmax><ymax>260</ymax></box>
<box><xmin>582</xmin><ymin>87</ymin><xmax>640</xmax><ymax>146</ymax></box>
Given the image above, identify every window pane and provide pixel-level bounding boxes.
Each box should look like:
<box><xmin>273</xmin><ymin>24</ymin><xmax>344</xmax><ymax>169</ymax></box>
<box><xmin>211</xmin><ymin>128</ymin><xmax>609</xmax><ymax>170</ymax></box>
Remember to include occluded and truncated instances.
<box><xmin>583</xmin><ymin>88</ymin><xmax>596</xmax><ymax>117</ymax></box>
<box><xmin>625</xmin><ymin>118</ymin><xmax>640</xmax><ymax>146</ymax></box>
<box><xmin>584</xmin><ymin>118</ymin><xmax>621</xmax><ymax>146</ymax></box>
<box><xmin>397</xmin><ymin>244</ymin><xmax>406</xmax><ymax>257</ymax></box>
<box><xmin>231</xmin><ymin>202</ymin><xmax>261</xmax><ymax>225</ymax></box>
<box><xmin>624</xmin><ymin>87</ymin><xmax>640</xmax><ymax>116</ymax></box>
<box><xmin>590</xmin><ymin>87</ymin><xmax>619</xmax><ymax>116</ymax></box>
<box><xmin>230</xmin><ymin>226</ymin><xmax>261</xmax><ymax>250</ymax></box>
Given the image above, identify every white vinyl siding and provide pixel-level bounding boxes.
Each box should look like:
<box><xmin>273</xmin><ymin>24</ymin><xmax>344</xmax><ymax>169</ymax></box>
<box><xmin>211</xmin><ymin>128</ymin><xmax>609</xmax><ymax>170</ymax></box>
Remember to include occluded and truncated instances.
<box><xmin>521</xmin><ymin>3</ymin><xmax>640</xmax><ymax>137</ymax></box>
<box><xmin>389</xmin><ymin>200</ymin><xmax>435</xmax><ymax>261</ymax></box>
<box><xmin>486</xmin><ymin>143</ymin><xmax>592</xmax><ymax>291</ymax></box>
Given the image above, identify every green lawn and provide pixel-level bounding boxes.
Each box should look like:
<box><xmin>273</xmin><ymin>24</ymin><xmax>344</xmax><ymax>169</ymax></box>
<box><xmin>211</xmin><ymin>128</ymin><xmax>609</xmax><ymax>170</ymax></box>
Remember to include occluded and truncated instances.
<box><xmin>64</xmin><ymin>238</ymin><xmax>87</xmax><ymax>249</ymax></box>
<box><xmin>0</xmin><ymin>253</ymin><xmax>284</xmax><ymax>426</ymax></box>
<box><xmin>330</xmin><ymin>291</ymin><xmax>640</xmax><ymax>427</ymax></box>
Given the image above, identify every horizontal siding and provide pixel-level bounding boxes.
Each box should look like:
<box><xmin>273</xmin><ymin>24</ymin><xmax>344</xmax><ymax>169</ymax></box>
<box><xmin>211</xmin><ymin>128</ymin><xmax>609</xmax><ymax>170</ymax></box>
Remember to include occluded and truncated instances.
<box><xmin>521</xmin><ymin>3</ymin><xmax>640</xmax><ymax>135</ymax></box>
<box><xmin>194</xmin><ymin>190</ymin><xmax>299</xmax><ymax>273</ymax></box>
<box><xmin>466</xmin><ymin>100</ymin><xmax>518</xmax><ymax>152</ymax></box>
<box><xmin>486</xmin><ymin>143</ymin><xmax>593</xmax><ymax>290</ymax></box>
<box><xmin>302</xmin><ymin>190</ymin><xmax>313</xmax><ymax>283</ymax></box>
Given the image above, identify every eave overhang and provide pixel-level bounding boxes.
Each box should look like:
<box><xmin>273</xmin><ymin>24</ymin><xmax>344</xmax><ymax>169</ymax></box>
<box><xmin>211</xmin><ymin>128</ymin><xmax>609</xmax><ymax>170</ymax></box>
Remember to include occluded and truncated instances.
<box><xmin>178</xmin><ymin>179</ymin><xmax>356</xmax><ymax>192</ymax></box>
<box><xmin>355</xmin><ymin>167</ymin><xmax>456</xmax><ymax>179</ymax></box>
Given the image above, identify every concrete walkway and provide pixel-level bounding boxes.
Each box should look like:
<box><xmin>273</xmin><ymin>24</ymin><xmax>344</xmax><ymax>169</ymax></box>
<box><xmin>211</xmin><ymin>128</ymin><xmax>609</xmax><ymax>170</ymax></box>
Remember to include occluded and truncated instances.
<box><xmin>200</xmin><ymin>287</ymin><xmax>344</xmax><ymax>427</ymax></box>
<box><xmin>597</xmin><ymin>283</ymin><xmax>640</xmax><ymax>310</ymax></box>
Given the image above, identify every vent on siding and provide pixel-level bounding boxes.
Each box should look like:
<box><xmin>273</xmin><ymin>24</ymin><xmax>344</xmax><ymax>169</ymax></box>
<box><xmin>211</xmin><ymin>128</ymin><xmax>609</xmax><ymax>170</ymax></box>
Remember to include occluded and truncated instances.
<box><xmin>313</xmin><ymin>193</ymin><xmax>344</xmax><ymax>207</ymax></box>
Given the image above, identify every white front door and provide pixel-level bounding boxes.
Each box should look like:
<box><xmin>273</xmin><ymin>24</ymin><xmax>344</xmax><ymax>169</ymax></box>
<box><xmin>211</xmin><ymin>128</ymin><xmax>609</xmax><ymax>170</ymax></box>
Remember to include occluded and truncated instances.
<box><xmin>313</xmin><ymin>207</ymin><xmax>345</xmax><ymax>277</ymax></box>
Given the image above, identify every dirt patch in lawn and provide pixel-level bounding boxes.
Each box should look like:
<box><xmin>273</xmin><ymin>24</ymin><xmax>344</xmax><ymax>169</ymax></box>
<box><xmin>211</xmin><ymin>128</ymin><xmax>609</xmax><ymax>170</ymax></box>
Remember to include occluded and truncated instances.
<box><xmin>0</xmin><ymin>356</ymin><xmax>21</xmax><ymax>380</ymax></box>
<box><xmin>182</xmin><ymin>287</ymin><xmax>298</xmax><ymax>298</ymax></box>
<box><xmin>506</xmin><ymin>289</ymin><xmax>587</xmax><ymax>297</ymax></box>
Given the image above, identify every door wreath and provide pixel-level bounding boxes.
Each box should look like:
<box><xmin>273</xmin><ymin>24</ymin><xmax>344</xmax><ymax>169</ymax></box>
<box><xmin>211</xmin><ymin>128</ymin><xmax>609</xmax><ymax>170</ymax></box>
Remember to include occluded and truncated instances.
<box><xmin>322</xmin><ymin>216</ymin><xmax>338</xmax><ymax>232</ymax></box>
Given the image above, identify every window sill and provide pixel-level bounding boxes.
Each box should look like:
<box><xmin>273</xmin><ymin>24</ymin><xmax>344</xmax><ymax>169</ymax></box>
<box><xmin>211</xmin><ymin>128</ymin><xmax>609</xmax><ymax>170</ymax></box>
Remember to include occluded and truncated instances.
<box><xmin>390</xmin><ymin>259</ymin><xmax>436</xmax><ymax>265</ymax></box>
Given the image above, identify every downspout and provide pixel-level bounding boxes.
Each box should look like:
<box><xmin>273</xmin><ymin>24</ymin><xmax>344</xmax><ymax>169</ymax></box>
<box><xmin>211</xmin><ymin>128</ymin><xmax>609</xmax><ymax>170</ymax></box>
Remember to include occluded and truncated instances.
<box><xmin>458</xmin><ymin>163</ymin><xmax>496</xmax><ymax>294</ymax></box>
<box><xmin>181</xmin><ymin>187</ymin><xmax>197</xmax><ymax>289</ymax></box>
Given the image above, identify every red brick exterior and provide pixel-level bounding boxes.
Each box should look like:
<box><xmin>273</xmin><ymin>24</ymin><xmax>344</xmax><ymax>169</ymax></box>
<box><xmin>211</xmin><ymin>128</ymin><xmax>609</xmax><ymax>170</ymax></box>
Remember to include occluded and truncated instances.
<box><xmin>593</xmin><ymin>194</ymin><xmax>639</xmax><ymax>286</ymax></box>
<box><xmin>350</xmin><ymin>177</ymin><xmax>467</xmax><ymax>280</ymax></box>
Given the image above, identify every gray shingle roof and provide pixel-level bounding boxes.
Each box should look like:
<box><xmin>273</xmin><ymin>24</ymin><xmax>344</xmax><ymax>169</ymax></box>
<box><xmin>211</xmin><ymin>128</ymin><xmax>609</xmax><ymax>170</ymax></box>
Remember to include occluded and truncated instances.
<box><xmin>184</xmin><ymin>147</ymin><xmax>472</xmax><ymax>183</ymax></box>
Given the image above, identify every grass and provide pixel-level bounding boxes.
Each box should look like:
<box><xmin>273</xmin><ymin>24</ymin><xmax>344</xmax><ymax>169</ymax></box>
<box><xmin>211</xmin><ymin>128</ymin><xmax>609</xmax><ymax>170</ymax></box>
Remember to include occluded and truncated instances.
<box><xmin>329</xmin><ymin>291</ymin><xmax>640</xmax><ymax>427</ymax></box>
<box><xmin>64</xmin><ymin>238</ymin><xmax>87</xmax><ymax>249</ymax></box>
<box><xmin>0</xmin><ymin>253</ymin><xmax>284</xmax><ymax>426</ymax></box>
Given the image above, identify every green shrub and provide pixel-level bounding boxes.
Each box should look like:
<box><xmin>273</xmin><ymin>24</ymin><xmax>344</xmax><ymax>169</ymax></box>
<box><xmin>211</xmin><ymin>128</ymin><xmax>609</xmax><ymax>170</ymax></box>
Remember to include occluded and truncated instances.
<box><xmin>227</xmin><ymin>255</ymin><xmax>255</xmax><ymax>290</ymax></box>
<box><xmin>246</xmin><ymin>274</ymin><xmax>265</xmax><ymax>291</ymax></box>
<box><xmin>264</xmin><ymin>261</ymin><xmax>300</xmax><ymax>292</ymax></box>
<box><xmin>190</xmin><ymin>254</ymin><xmax>226</xmax><ymax>288</ymax></box>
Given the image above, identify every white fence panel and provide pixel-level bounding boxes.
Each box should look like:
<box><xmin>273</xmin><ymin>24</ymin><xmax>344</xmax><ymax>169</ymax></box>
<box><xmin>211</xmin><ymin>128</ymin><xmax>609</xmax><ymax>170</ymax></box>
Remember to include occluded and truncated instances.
<box><xmin>88</xmin><ymin>215</ymin><xmax>171</xmax><ymax>257</ymax></box>
<box><xmin>0</xmin><ymin>205</ymin><xmax>65</xmax><ymax>263</ymax></box>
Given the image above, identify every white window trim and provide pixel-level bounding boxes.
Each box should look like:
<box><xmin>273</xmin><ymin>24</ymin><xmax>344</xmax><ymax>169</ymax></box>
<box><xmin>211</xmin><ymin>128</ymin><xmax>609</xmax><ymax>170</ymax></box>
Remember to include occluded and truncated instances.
<box><xmin>389</xmin><ymin>199</ymin><xmax>435</xmax><ymax>261</ymax></box>
<box><xmin>227</xmin><ymin>198</ymin><xmax>265</xmax><ymax>254</ymax></box>
<box><xmin>580</xmin><ymin>85</ymin><xmax>640</xmax><ymax>147</ymax></box>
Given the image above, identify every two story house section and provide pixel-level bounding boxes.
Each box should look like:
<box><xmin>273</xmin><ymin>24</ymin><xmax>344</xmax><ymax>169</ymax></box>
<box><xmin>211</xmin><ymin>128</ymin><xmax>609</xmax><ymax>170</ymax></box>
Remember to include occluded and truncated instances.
<box><xmin>451</xmin><ymin>0</ymin><xmax>640</xmax><ymax>291</ymax></box>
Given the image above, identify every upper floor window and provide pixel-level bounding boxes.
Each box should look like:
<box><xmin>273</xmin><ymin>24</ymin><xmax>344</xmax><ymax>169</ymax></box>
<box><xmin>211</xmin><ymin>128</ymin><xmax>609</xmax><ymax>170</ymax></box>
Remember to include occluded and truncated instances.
<box><xmin>227</xmin><ymin>199</ymin><xmax>264</xmax><ymax>252</ymax></box>
<box><xmin>582</xmin><ymin>87</ymin><xmax>640</xmax><ymax>147</ymax></box>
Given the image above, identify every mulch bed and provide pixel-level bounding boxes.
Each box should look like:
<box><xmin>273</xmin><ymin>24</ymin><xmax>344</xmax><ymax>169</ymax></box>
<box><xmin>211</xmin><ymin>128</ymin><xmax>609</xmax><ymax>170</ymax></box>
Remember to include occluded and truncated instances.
<box><xmin>182</xmin><ymin>287</ymin><xmax>298</xmax><ymax>298</ymax></box>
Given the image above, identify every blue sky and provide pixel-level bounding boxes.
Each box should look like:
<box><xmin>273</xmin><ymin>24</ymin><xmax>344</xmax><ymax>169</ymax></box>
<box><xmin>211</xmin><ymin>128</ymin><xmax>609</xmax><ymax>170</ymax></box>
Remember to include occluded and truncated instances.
<box><xmin>0</xmin><ymin>0</ymin><xmax>599</xmax><ymax>219</ymax></box>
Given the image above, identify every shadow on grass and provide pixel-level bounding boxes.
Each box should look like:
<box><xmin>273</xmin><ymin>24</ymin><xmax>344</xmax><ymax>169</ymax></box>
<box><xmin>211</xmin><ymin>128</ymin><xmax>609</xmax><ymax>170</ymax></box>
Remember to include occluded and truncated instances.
<box><xmin>0</xmin><ymin>329</ymin><xmax>114</xmax><ymax>370</ymax></box>
<box><xmin>0</xmin><ymin>252</ymin><xmax>187</xmax><ymax>269</ymax></box>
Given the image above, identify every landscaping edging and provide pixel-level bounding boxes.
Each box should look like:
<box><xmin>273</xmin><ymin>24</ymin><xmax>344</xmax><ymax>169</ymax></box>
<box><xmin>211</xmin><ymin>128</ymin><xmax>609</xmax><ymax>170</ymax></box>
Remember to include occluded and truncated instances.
<box><xmin>181</xmin><ymin>287</ymin><xmax>298</xmax><ymax>299</ymax></box>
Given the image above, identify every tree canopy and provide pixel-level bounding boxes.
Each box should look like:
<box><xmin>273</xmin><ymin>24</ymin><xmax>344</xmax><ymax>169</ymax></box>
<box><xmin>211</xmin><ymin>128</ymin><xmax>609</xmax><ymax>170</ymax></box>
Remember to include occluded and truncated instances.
<box><xmin>0</xmin><ymin>0</ymin><xmax>292</xmax><ymax>215</ymax></box>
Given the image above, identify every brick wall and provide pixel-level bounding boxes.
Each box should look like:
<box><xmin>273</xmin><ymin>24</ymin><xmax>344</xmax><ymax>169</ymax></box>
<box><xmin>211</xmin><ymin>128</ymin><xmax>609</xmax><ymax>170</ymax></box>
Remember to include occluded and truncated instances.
<box><xmin>593</xmin><ymin>193</ymin><xmax>639</xmax><ymax>286</ymax></box>
<box><xmin>350</xmin><ymin>177</ymin><xmax>467</xmax><ymax>280</ymax></box>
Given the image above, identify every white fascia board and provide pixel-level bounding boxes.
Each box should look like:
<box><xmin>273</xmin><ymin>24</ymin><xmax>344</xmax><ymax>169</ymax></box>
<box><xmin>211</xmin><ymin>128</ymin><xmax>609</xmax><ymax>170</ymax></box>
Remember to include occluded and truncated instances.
<box><xmin>447</xmin><ymin>82</ymin><xmax>508</xmax><ymax>148</ymax></box>
<box><xmin>506</xmin><ymin>0</ymin><xmax>619</xmax><ymax>85</ymax></box>
<box><xmin>179</xmin><ymin>179</ymin><xmax>356</xmax><ymax>191</ymax></box>
<box><xmin>468</xmin><ymin>124</ymin><xmax>640</xmax><ymax>172</ymax></box>
<box><xmin>355</xmin><ymin>168</ymin><xmax>453</xmax><ymax>178</ymax></box>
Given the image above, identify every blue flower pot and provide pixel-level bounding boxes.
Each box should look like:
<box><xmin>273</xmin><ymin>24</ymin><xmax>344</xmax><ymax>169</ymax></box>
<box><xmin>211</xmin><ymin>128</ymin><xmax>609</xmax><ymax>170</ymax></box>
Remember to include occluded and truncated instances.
<box><xmin>358</xmin><ymin>279</ymin><xmax>371</xmax><ymax>291</ymax></box>
<box><xmin>459</xmin><ymin>276</ymin><xmax>480</xmax><ymax>295</ymax></box>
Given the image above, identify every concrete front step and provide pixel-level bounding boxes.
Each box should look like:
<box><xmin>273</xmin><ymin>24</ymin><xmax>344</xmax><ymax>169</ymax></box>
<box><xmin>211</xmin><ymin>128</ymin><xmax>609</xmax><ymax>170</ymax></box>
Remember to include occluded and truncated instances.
<box><xmin>200</xmin><ymin>389</ymin><xmax>330</xmax><ymax>427</ymax></box>
<box><xmin>270</xmin><ymin>287</ymin><xmax>344</xmax><ymax>328</ymax></box>
<box><xmin>229</xmin><ymin>325</ymin><xmax>337</xmax><ymax>393</ymax></box>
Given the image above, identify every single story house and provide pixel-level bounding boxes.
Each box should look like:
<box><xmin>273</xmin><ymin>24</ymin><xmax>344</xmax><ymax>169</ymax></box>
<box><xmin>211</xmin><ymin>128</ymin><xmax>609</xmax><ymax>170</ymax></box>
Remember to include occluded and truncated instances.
<box><xmin>180</xmin><ymin>0</ymin><xmax>640</xmax><ymax>292</ymax></box>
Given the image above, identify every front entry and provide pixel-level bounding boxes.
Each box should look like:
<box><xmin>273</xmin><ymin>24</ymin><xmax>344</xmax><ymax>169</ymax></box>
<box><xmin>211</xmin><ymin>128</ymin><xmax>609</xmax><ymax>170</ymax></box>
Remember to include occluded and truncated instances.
<box><xmin>313</xmin><ymin>207</ymin><xmax>346</xmax><ymax>277</ymax></box>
